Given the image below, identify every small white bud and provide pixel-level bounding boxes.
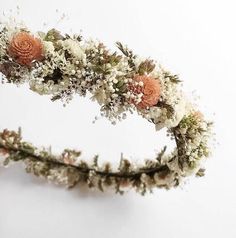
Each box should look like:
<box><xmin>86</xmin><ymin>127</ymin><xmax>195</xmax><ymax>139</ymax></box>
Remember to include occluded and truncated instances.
<box><xmin>112</xmin><ymin>93</ymin><xmax>118</xmax><ymax>98</ymax></box>
<box><xmin>81</xmin><ymin>81</ymin><xmax>86</xmax><ymax>87</ymax></box>
<box><xmin>139</xmin><ymin>81</ymin><xmax>144</xmax><ymax>86</ymax></box>
<box><xmin>113</xmin><ymin>78</ymin><xmax>118</xmax><ymax>84</ymax></box>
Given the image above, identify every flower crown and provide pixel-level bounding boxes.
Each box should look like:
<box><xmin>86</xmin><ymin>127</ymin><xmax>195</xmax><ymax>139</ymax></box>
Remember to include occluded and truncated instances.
<box><xmin>0</xmin><ymin>22</ymin><xmax>213</xmax><ymax>195</ymax></box>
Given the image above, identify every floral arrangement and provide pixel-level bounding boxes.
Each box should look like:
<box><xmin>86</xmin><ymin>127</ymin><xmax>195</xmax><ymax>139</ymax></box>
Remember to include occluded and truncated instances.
<box><xmin>0</xmin><ymin>21</ymin><xmax>213</xmax><ymax>195</ymax></box>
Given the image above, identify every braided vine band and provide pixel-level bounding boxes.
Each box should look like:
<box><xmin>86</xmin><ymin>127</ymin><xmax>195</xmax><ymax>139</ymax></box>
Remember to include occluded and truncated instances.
<box><xmin>0</xmin><ymin>22</ymin><xmax>212</xmax><ymax>194</ymax></box>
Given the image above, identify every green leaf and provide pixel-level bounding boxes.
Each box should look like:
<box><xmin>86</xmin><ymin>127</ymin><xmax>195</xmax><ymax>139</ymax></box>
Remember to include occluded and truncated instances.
<box><xmin>45</xmin><ymin>29</ymin><xmax>64</xmax><ymax>42</ymax></box>
<box><xmin>3</xmin><ymin>157</ymin><xmax>10</xmax><ymax>166</ymax></box>
<box><xmin>138</xmin><ymin>60</ymin><xmax>156</xmax><ymax>75</ymax></box>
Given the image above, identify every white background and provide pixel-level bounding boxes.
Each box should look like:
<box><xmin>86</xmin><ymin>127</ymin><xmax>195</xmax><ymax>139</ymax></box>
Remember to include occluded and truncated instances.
<box><xmin>0</xmin><ymin>0</ymin><xmax>235</xmax><ymax>237</ymax></box>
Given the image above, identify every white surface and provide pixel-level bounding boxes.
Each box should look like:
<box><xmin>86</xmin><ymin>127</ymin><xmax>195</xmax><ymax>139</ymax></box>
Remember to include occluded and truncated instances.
<box><xmin>0</xmin><ymin>0</ymin><xmax>235</xmax><ymax>237</ymax></box>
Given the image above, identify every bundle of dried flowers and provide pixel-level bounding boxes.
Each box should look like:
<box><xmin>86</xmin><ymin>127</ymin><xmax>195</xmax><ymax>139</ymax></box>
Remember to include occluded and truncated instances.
<box><xmin>0</xmin><ymin>21</ymin><xmax>213</xmax><ymax>195</ymax></box>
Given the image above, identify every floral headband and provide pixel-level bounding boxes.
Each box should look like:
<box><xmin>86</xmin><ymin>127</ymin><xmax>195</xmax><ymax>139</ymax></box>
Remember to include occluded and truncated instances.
<box><xmin>0</xmin><ymin>22</ymin><xmax>213</xmax><ymax>195</ymax></box>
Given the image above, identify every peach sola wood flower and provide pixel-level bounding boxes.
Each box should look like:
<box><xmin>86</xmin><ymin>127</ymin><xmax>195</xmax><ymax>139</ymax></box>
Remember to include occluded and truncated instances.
<box><xmin>130</xmin><ymin>75</ymin><xmax>161</xmax><ymax>109</ymax></box>
<box><xmin>8</xmin><ymin>32</ymin><xmax>43</xmax><ymax>66</ymax></box>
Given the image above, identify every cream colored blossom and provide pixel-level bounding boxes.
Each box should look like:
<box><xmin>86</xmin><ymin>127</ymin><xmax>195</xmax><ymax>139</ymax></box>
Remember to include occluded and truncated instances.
<box><xmin>60</xmin><ymin>39</ymin><xmax>86</xmax><ymax>60</ymax></box>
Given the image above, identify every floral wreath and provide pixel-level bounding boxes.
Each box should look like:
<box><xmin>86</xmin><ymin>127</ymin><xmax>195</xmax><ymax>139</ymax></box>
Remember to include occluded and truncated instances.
<box><xmin>0</xmin><ymin>21</ymin><xmax>213</xmax><ymax>195</ymax></box>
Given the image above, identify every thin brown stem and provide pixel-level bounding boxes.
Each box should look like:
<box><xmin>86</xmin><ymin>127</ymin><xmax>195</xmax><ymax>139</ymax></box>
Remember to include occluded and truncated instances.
<box><xmin>0</xmin><ymin>142</ymin><xmax>169</xmax><ymax>179</ymax></box>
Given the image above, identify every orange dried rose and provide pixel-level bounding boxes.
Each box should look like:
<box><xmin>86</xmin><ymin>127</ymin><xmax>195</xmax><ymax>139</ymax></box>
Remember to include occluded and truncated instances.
<box><xmin>8</xmin><ymin>32</ymin><xmax>43</xmax><ymax>66</ymax></box>
<box><xmin>130</xmin><ymin>75</ymin><xmax>161</xmax><ymax>109</ymax></box>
